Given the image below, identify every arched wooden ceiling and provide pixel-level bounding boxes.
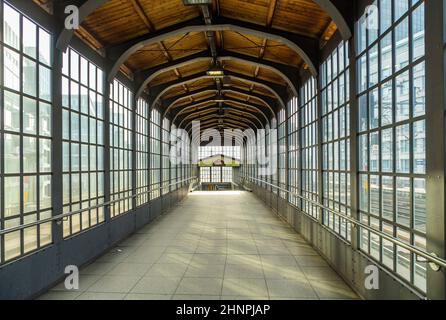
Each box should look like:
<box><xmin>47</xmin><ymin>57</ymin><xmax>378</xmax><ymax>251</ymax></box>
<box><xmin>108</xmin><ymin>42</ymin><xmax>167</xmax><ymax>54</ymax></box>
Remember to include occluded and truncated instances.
<box><xmin>35</xmin><ymin>0</ymin><xmax>352</xmax><ymax>132</ymax></box>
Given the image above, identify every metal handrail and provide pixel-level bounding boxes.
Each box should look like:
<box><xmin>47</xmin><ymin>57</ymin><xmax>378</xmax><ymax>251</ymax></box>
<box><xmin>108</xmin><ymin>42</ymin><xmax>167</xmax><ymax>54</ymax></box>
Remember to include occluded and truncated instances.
<box><xmin>0</xmin><ymin>177</ymin><xmax>198</xmax><ymax>236</ymax></box>
<box><xmin>243</xmin><ymin>175</ymin><xmax>446</xmax><ymax>270</ymax></box>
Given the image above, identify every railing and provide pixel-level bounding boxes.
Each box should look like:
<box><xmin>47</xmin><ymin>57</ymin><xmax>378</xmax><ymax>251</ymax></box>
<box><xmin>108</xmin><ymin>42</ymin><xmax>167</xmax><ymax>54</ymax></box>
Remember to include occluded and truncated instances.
<box><xmin>0</xmin><ymin>177</ymin><xmax>198</xmax><ymax>237</ymax></box>
<box><xmin>242</xmin><ymin>175</ymin><xmax>446</xmax><ymax>270</ymax></box>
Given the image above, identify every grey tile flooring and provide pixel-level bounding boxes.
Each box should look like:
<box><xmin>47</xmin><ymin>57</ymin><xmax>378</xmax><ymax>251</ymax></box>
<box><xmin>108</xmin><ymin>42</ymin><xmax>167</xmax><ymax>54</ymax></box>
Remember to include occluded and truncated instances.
<box><xmin>38</xmin><ymin>191</ymin><xmax>358</xmax><ymax>300</ymax></box>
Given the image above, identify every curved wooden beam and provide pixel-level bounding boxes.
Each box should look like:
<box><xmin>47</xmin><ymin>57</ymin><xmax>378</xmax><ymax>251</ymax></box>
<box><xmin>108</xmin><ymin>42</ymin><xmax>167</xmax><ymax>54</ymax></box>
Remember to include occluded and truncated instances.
<box><xmin>107</xmin><ymin>17</ymin><xmax>318</xmax><ymax>81</ymax></box>
<box><xmin>56</xmin><ymin>0</ymin><xmax>108</xmax><ymax>51</ymax></box>
<box><xmin>171</xmin><ymin>99</ymin><xmax>270</xmax><ymax>125</ymax></box>
<box><xmin>184</xmin><ymin>117</ymin><xmax>260</xmax><ymax>137</ymax></box>
<box><xmin>56</xmin><ymin>1</ymin><xmax>350</xmax><ymax>60</ymax></box>
<box><xmin>178</xmin><ymin>107</ymin><xmax>264</xmax><ymax>129</ymax></box>
<box><xmin>151</xmin><ymin>72</ymin><xmax>286</xmax><ymax>111</ymax></box>
<box><xmin>134</xmin><ymin>51</ymin><xmax>298</xmax><ymax>99</ymax></box>
<box><xmin>163</xmin><ymin>90</ymin><xmax>274</xmax><ymax>120</ymax></box>
<box><xmin>313</xmin><ymin>0</ymin><xmax>352</xmax><ymax>40</ymax></box>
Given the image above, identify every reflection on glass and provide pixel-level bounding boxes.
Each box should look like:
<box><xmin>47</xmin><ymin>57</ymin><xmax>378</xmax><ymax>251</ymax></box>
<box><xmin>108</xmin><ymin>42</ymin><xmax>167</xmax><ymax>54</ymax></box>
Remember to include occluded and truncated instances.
<box><xmin>23</xmin><ymin>136</ymin><xmax>37</xmax><ymax>173</ymax></box>
<box><xmin>413</xmin><ymin>62</ymin><xmax>425</xmax><ymax>117</ymax></box>
<box><xmin>4</xmin><ymin>48</ymin><xmax>20</xmax><ymax>91</ymax></box>
<box><xmin>396</xmin><ymin>124</ymin><xmax>410</xmax><ymax>173</ymax></box>
<box><xmin>23</xmin><ymin>97</ymin><xmax>37</xmax><ymax>134</ymax></box>
<box><xmin>5</xmin><ymin>133</ymin><xmax>20</xmax><ymax>173</ymax></box>
<box><xmin>382</xmin><ymin>176</ymin><xmax>394</xmax><ymax>221</ymax></box>
<box><xmin>381</xmin><ymin>128</ymin><xmax>393</xmax><ymax>172</ymax></box>
<box><xmin>395</xmin><ymin>18</ymin><xmax>409</xmax><ymax>71</ymax></box>
<box><xmin>4</xmin><ymin>177</ymin><xmax>20</xmax><ymax>217</ymax></box>
<box><xmin>23</xmin><ymin>57</ymin><xmax>37</xmax><ymax>97</ymax></box>
<box><xmin>23</xmin><ymin>176</ymin><xmax>37</xmax><ymax>213</ymax></box>
<box><xmin>359</xmin><ymin>134</ymin><xmax>368</xmax><ymax>171</ymax></box>
<box><xmin>396</xmin><ymin>71</ymin><xmax>409</xmax><ymax>122</ymax></box>
<box><xmin>4</xmin><ymin>90</ymin><xmax>20</xmax><ymax>132</ymax></box>
<box><xmin>413</xmin><ymin>178</ymin><xmax>426</xmax><ymax>233</ymax></box>
<box><xmin>413</xmin><ymin>120</ymin><xmax>425</xmax><ymax>174</ymax></box>
<box><xmin>396</xmin><ymin>177</ymin><xmax>410</xmax><ymax>227</ymax></box>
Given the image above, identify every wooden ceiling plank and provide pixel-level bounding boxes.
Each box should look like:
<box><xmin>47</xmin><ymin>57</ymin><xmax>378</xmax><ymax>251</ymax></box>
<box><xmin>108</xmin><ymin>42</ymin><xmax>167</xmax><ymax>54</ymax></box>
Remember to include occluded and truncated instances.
<box><xmin>320</xmin><ymin>20</ymin><xmax>338</xmax><ymax>47</ymax></box>
<box><xmin>130</xmin><ymin>0</ymin><xmax>155</xmax><ymax>32</ymax></box>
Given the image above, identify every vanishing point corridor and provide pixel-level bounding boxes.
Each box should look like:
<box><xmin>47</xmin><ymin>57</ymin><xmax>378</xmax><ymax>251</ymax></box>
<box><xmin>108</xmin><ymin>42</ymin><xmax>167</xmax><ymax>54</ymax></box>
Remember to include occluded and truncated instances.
<box><xmin>39</xmin><ymin>191</ymin><xmax>357</xmax><ymax>300</ymax></box>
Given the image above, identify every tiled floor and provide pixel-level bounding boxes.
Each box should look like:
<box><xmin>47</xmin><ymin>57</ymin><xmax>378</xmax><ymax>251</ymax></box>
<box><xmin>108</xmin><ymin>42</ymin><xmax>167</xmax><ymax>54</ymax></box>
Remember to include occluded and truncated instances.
<box><xmin>38</xmin><ymin>191</ymin><xmax>359</xmax><ymax>300</ymax></box>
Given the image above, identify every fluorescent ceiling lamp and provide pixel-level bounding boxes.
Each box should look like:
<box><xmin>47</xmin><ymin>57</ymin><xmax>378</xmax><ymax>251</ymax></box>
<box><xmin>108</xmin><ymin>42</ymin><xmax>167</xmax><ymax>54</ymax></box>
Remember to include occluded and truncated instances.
<box><xmin>207</xmin><ymin>69</ymin><xmax>225</xmax><ymax>77</ymax></box>
<box><xmin>182</xmin><ymin>0</ymin><xmax>212</xmax><ymax>6</ymax></box>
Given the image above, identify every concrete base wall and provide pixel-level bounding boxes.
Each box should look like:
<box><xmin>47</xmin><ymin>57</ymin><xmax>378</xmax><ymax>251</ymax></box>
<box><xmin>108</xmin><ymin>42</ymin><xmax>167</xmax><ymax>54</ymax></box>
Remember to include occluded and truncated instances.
<box><xmin>0</xmin><ymin>186</ymin><xmax>190</xmax><ymax>300</ymax></box>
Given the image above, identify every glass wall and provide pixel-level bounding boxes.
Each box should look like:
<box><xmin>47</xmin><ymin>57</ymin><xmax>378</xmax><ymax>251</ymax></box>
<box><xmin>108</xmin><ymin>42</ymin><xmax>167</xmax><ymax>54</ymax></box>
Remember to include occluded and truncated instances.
<box><xmin>200</xmin><ymin>167</ymin><xmax>210</xmax><ymax>183</ymax></box>
<box><xmin>278</xmin><ymin>108</ymin><xmax>287</xmax><ymax>199</ymax></box>
<box><xmin>150</xmin><ymin>108</ymin><xmax>161</xmax><ymax>200</ymax></box>
<box><xmin>62</xmin><ymin>47</ymin><xmax>105</xmax><ymax>237</ymax></box>
<box><xmin>162</xmin><ymin>118</ymin><xmax>170</xmax><ymax>195</ymax></box>
<box><xmin>170</xmin><ymin>124</ymin><xmax>177</xmax><ymax>191</ymax></box>
<box><xmin>320</xmin><ymin>41</ymin><xmax>351</xmax><ymax>241</ymax></box>
<box><xmin>1</xmin><ymin>2</ymin><xmax>53</xmax><ymax>262</ymax></box>
<box><xmin>288</xmin><ymin>97</ymin><xmax>300</xmax><ymax>206</ymax></box>
<box><xmin>109</xmin><ymin>80</ymin><xmax>133</xmax><ymax>217</ymax></box>
<box><xmin>300</xmin><ymin>78</ymin><xmax>319</xmax><ymax>219</ymax></box>
<box><xmin>136</xmin><ymin>98</ymin><xmax>149</xmax><ymax>206</ymax></box>
<box><xmin>198</xmin><ymin>146</ymin><xmax>241</xmax><ymax>160</ymax></box>
<box><xmin>356</xmin><ymin>0</ymin><xmax>426</xmax><ymax>292</ymax></box>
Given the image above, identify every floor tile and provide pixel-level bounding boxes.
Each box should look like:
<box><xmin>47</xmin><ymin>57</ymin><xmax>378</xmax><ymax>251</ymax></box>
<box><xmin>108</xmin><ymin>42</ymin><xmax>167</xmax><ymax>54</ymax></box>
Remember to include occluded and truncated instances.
<box><xmin>131</xmin><ymin>276</ymin><xmax>182</xmax><ymax>295</ymax></box>
<box><xmin>87</xmin><ymin>275</ymin><xmax>141</xmax><ymax>293</ymax></box>
<box><xmin>222</xmin><ymin>278</ymin><xmax>268</xmax><ymax>297</ymax></box>
<box><xmin>176</xmin><ymin>277</ymin><xmax>223</xmax><ymax>295</ymax></box>
<box><xmin>266</xmin><ymin>279</ymin><xmax>318</xmax><ymax>299</ymax></box>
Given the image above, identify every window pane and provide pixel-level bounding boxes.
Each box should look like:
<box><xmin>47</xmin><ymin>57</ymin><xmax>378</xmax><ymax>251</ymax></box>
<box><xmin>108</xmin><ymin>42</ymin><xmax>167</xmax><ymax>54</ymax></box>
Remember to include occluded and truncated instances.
<box><xmin>39</xmin><ymin>65</ymin><xmax>52</xmax><ymax>102</ymax></box>
<box><xmin>4</xmin><ymin>133</ymin><xmax>20</xmax><ymax>173</ymax></box>
<box><xmin>23</xmin><ymin>57</ymin><xmax>37</xmax><ymax>97</ymax></box>
<box><xmin>4</xmin><ymin>91</ymin><xmax>20</xmax><ymax>132</ymax></box>
<box><xmin>413</xmin><ymin>120</ymin><xmax>425</xmax><ymax>174</ymax></box>
<box><xmin>413</xmin><ymin>178</ymin><xmax>426</xmax><ymax>233</ymax></box>
<box><xmin>23</xmin><ymin>136</ymin><xmax>37</xmax><ymax>173</ymax></box>
<box><xmin>413</xmin><ymin>62</ymin><xmax>425</xmax><ymax>117</ymax></box>
<box><xmin>396</xmin><ymin>124</ymin><xmax>410</xmax><ymax>173</ymax></box>
<box><xmin>40</xmin><ymin>138</ymin><xmax>52</xmax><ymax>173</ymax></box>
<box><xmin>39</xmin><ymin>29</ymin><xmax>52</xmax><ymax>65</ymax></box>
<box><xmin>382</xmin><ymin>176</ymin><xmax>394</xmax><ymax>221</ymax></box>
<box><xmin>395</xmin><ymin>71</ymin><xmax>410</xmax><ymax>122</ymax></box>
<box><xmin>39</xmin><ymin>102</ymin><xmax>52</xmax><ymax>137</ymax></box>
<box><xmin>395</xmin><ymin>18</ymin><xmax>409</xmax><ymax>71</ymax></box>
<box><xmin>3</xmin><ymin>4</ymin><xmax>20</xmax><ymax>49</ymax></box>
<box><xmin>23</xmin><ymin>176</ymin><xmax>37</xmax><ymax>213</ymax></box>
<box><xmin>4</xmin><ymin>48</ymin><xmax>20</xmax><ymax>91</ymax></box>
<box><xmin>4</xmin><ymin>177</ymin><xmax>21</xmax><ymax>217</ymax></box>
<box><xmin>23</xmin><ymin>97</ymin><xmax>37</xmax><ymax>134</ymax></box>
<box><xmin>396</xmin><ymin>177</ymin><xmax>410</xmax><ymax>227</ymax></box>
<box><xmin>23</xmin><ymin>18</ymin><xmax>37</xmax><ymax>58</ymax></box>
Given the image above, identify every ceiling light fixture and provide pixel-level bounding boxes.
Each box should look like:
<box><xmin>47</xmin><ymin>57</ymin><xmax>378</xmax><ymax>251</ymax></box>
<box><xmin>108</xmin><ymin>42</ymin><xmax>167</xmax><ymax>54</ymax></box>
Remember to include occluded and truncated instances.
<box><xmin>182</xmin><ymin>0</ymin><xmax>212</xmax><ymax>6</ymax></box>
<box><xmin>207</xmin><ymin>67</ymin><xmax>225</xmax><ymax>77</ymax></box>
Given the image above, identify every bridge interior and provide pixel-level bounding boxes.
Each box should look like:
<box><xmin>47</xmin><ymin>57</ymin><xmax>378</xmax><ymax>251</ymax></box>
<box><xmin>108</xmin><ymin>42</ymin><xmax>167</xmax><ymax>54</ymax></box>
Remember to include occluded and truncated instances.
<box><xmin>0</xmin><ymin>0</ymin><xmax>445</xmax><ymax>301</ymax></box>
